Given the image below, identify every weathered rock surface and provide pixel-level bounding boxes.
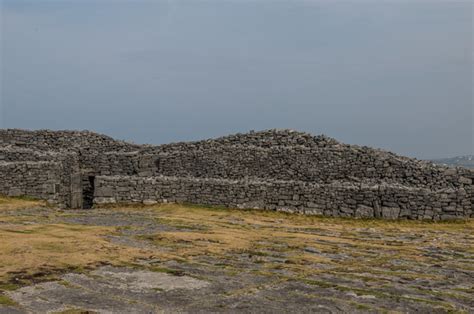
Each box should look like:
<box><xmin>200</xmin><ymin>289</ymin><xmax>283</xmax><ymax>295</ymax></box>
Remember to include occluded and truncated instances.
<box><xmin>1</xmin><ymin>204</ymin><xmax>473</xmax><ymax>313</ymax></box>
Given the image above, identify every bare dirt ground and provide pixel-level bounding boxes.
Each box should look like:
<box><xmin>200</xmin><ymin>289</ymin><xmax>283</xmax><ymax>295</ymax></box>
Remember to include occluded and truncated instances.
<box><xmin>0</xmin><ymin>197</ymin><xmax>473</xmax><ymax>313</ymax></box>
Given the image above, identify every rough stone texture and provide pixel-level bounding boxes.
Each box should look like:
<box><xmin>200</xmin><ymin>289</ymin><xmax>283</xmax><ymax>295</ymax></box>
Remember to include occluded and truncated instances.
<box><xmin>7</xmin><ymin>267</ymin><xmax>209</xmax><ymax>314</ymax></box>
<box><xmin>0</xmin><ymin>147</ymin><xmax>81</xmax><ymax>207</ymax></box>
<box><xmin>0</xmin><ymin>161</ymin><xmax>61</xmax><ymax>203</ymax></box>
<box><xmin>0</xmin><ymin>129</ymin><xmax>138</xmax><ymax>152</ymax></box>
<box><xmin>2</xmin><ymin>205</ymin><xmax>473</xmax><ymax>313</ymax></box>
<box><xmin>94</xmin><ymin>175</ymin><xmax>472</xmax><ymax>220</ymax></box>
<box><xmin>0</xmin><ymin>128</ymin><xmax>472</xmax><ymax>219</ymax></box>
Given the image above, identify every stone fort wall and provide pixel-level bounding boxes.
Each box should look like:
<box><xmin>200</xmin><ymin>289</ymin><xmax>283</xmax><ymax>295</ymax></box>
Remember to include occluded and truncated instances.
<box><xmin>94</xmin><ymin>176</ymin><xmax>472</xmax><ymax>220</ymax></box>
<box><xmin>152</xmin><ymin>145</ymin><xmax>467</xmax><ymax>189</ymax></box>
<box><xmin>0</xmin><ymin>129</ymin><xmax>139</xmax><ymax>152</ymax></box>
<box><xmin>0</xmin><ymin>161</ymin><xmax>64</xmax><ymax>204</ymax></box>
<box><xmin>0</xmin><ymin>147</ymin><xmax>80</xmax><ymax>207</ymax></box>
<box><xmin>0</xmin><ymin>129</ymin><xmax>472</xmax><ymax>219</ymax></box>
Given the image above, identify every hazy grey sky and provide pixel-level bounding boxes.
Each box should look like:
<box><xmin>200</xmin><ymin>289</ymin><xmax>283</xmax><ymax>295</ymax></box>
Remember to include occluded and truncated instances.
<box><xmin>1</xmin><ymin>0</ymin><xmax>472</xmax><ymax>159</ymax></box>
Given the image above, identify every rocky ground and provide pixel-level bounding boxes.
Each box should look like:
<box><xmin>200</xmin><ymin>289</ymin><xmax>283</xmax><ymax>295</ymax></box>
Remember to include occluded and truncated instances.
<box><xmin>0</xmin><ymin>197</ymin><xmax>473</xmax><ymax>313</ymax></box>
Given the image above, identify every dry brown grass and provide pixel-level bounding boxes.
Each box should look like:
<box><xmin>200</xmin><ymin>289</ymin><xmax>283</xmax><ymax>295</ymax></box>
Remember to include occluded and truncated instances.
<box><xmin>0</xmin><ymin>223</ymin><xmax>153</xmax><ymax>282</ymax></box>
<box><xmin>0</xmin><ymin>197</ymin><xmax>155</xmax><ymax>284</ymax></box>
<box><xmin>0</xmin><ymin>195</ymin><xmax>45</xmax><ymax>211</ymax></box>
<box><xmin>120</xmin><ymin>203</ymin><xmax>474</xmax><ymax>277</ymax></box>
<box><xmin>1</xmin><ymin>198</ymin><xmax>473</xmax><ymax>300</ymax></box>
<box><xmin>0</xmin><ymin>199</ymin><xmax>471</xmax><ymax>312</ymax></box>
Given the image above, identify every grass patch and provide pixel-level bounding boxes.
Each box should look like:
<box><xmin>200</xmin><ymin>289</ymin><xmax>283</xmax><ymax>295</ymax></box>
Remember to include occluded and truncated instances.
<box><xmin>0</xmin><ymin>222</ymin><xmax>154</xmax><ymax>283</ymax></box>
<box><xmin>0</xmin><ymin>195</ymin><xmax>46</xmax><ymax>211</ymax></box>
<box><xmin>1</xmin><ymin>197</ymin><xmax>472</xmax><ymax>312</ymax></box>
<box><xmin>349</xmin><ymin>301</ymin><xmax>373</xmax><ymax>311</ymax></box>
<box><xmin>0</xmin><ymin>282</ymin><xmax>20</xmax><ymax>291</ymax></box>
<box><xmin>105</xmin><ymin>203</ymin><xmax>473</xmax><ymax>284</ymax></box>
<box><xmin>0</xmin><ymin>294</ymin><xmax>17</xmax><ymax>306</ymax></box>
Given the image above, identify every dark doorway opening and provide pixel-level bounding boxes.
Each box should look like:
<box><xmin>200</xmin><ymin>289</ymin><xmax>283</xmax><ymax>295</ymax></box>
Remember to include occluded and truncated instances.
<box><xmin>154</xmin><ymin>158</ymin><xmax>160</xmax><ymax>172</ymax></box>
<box><xmin>82</xmin><ymin>176</ymin><xmax>95</xmax><ymax>209</ymax></box>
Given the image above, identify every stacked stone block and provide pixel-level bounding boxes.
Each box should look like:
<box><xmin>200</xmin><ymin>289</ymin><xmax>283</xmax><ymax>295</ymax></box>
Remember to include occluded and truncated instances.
<box><xmin>0</xmin><ymin>161</ymin><xmax>62</xmax><ymax>204</ymax></box>
<box><xmin>0</xmin><ymin>128</ymin><xmax>472</xmax><ymax>219</ymax></box>
<box><xmin>0</xmin><ymin>147</ymin><xmax>80</xmax><ymax>207</ymax></box>
<box><xmin>94</xmin><ymin>175</ymin><xmax>472</xmax><ymax>220</ymax></box>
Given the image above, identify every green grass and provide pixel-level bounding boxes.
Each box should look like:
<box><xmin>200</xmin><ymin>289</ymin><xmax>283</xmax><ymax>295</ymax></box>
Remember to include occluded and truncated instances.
<box><xmin>0</xmin><ymin>294</ymin><xmax>17</xmax><ymax>306</ymax></box>
<box><xmin>0</xmin><ymin>283</ymin><xmax>20</xmax><ymax>291</ymax></box>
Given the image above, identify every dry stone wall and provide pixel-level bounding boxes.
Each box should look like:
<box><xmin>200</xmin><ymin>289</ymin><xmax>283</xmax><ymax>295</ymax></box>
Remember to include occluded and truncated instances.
<box><xmin>79</xmin><ymin>151</ymin><xmax>140</xmax><ymax>176</ymax></box>
<box><xmin>0</xmin><ymin>161</ymin><xmax>63</xmax><ymax>204</ymax></box>
<box><xmin>0</xmin><ymin>129</ymin><xmax>138</xmax><ymax>152</ymax></box>
<box><xmin>94</xmin><ymin>175</ymin><xmax>472</xmax><ymax>220</ymax></box>
<box><xmin>0</xmin><ymin>147</ymin><xmax>81</xmax><ymax>207</ymax></box>
<box><xmin>0</xmin><ymin>128</ymin><xmax>472</xmax><ymax>219</ymax></box>
<box><xmin>0</xmin><ymin>130</ymin><xmax>151</xmax><ymax>177</ymax></box>
<box><xmin>152</xmin><ymin>145</ymin><xmax>469</xmax><ymax>190</ymax></box>
<box><xmin>145</xmin><ymin>130</ymin><xmax>471</xmax><ymax>189</ymax></box>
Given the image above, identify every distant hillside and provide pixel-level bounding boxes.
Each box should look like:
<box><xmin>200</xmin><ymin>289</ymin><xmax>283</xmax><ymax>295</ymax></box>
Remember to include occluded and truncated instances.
<box><xmin>431</xmin><ymin>155</ymin><xmax>474</xmax><ymax>168</ymax></box>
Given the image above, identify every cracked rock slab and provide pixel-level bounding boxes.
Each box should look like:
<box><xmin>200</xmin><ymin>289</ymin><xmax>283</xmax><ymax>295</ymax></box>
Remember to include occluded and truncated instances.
<box><xmin>7</xmin><ymin>267</ymin><xmax>209</xmax><ymax>314</ymax></box>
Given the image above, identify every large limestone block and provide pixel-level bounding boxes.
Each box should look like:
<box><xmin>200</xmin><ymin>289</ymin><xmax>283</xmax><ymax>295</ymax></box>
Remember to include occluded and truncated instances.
<box><xmin>355</xmin><ymin>205</ymin><xmax>374</xmax><ymax>218</ymax></box>
<box><xmin>381</xmin><ymin>207</ymin><xmax>400</xmax><ymax>219</ymax></box>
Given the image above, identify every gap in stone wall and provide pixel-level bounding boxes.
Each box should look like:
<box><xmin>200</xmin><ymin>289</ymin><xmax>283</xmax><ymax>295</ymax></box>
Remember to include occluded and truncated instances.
<box><xmin>82</xmin><ymin>175</ymin><xmax>95</xmax><ymax>209</ymax></box>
